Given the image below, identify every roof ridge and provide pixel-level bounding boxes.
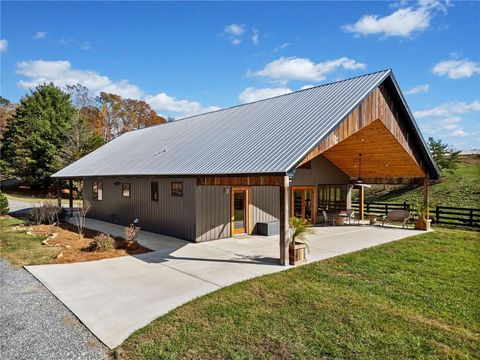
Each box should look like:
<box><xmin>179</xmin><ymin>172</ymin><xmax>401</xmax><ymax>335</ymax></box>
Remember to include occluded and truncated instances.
<box><xmin>138</xmin><ymin>69</ymin><xmax>392</xmax><ymax>131</ymax></box>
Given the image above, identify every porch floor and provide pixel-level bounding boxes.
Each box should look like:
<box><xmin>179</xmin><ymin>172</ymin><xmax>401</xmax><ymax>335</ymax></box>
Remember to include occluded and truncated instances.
<box><xmin>26</xmin><ymin>218</ymin><xmax>424</xmax><ymax>349</ymax></box>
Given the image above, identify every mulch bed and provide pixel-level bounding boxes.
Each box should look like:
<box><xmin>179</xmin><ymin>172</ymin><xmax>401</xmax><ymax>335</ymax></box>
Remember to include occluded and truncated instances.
<box><xmin>29</xmin><ymin>222</ymin><xmax>151</xmax><ymax>264</ymax></box>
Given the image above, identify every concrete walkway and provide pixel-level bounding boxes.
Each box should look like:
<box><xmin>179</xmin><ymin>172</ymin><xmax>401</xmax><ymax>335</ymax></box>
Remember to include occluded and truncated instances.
<box><xmin>26</xmin><ymin>219</ymin><xmax>424</xmax><ymax>349</ymax></box>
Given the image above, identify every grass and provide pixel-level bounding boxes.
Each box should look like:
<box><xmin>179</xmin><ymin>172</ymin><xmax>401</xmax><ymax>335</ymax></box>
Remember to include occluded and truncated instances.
<box><xmin>5</xmin><ymin>193</ymin><xmax>82</xmax><ymax>206</ymax></box>
<box><xmin>116</xmin><ymin>227</ymin><xmax>480</xmax><ymax>359</ymax></box>
<box><xmin>0</xmin><ymin>217</ymin><xmax>60</xmax><ymax>267</ymax></box>
<box><xmin>361</xmin><ymin>156</ymin><xmax>480</xmax><ymax>208</ymax></box>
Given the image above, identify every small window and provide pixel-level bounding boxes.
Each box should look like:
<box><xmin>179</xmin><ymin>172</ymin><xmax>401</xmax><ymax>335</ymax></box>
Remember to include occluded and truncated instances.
<box><xmin>92</xmin><ymin>181</ymin><xmax>103</xmax><ymax>201</ymax></box>
<box><xmin>121</xmin><ymin>183</ymin><xmax>130</xmax><ymax>198</ymax></box>
<box><xmin>171</xmin><ymin>181</ymin><xmax>183</xmax><ymax>197</ymax></box>
<box><xmin>151</xmin><ymin>182</ymin><xmax>159</xmax><ymax>201</ymax></box>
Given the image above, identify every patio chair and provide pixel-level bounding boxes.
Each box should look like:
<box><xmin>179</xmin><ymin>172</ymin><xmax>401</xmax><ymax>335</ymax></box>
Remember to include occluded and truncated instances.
<box><xmin>321</xmin><ymin>210</ymin><xmax>336</xmax><ymax>227</ymax></box>
<box><xmin>381</xmin><ymin>210</ymin><xmax>411</xmax><ymax>228</ymax></box>
<box><xmin>345</xmin><ymin>209</ymin><xmax>358</xmax><ymax>224</ymax></box>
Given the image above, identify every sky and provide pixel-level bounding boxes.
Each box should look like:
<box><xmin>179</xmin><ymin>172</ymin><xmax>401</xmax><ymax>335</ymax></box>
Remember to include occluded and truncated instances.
<box><xmin>1</xmin><ymin>1</ymin><xmax>479</xmax><ymax>151</ymax></box>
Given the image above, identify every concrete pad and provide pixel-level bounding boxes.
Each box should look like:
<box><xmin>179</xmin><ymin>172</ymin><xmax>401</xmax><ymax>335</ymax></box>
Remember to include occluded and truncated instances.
<box><xmin>26</xmin><ymin>219</ymin><xmax>424</xmax><ymax>349</ymax></box>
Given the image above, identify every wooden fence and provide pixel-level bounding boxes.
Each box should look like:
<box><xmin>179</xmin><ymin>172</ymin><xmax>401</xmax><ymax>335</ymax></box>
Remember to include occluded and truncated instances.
<box><xmin>351</xmin><ymin>202</ymin><xmax>479</xmax><ymax>228</ymax></box>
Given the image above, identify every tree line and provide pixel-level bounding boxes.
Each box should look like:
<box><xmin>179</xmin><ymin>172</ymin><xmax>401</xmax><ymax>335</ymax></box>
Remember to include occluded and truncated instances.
<box><xmin>0</xmin><ymin>83</ymin><xmax>166</xmax><ymax>188</ymax></box>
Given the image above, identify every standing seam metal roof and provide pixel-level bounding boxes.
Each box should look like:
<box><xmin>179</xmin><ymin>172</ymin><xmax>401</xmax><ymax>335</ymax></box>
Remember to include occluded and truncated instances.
<box><xmin>53</xmin><ymin>69</ymin><xmax>435</xmax><ymax>178</ymax></box>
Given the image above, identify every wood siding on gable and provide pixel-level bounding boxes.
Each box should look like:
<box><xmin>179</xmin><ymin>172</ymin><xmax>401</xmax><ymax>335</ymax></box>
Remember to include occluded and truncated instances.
<box><xmin>83</xmin><ymin>177</ymin><xmax>196</xmax><ymax>241</ymax></box>
<box><xmin>293</xmin><ymin>155</ymin><xmax>349</xmax><ymax>186</ymax></box>
<box><xmin>298</xmin><ymin>85</ymin><xmax>426</xmax><ymax>176</ymax></box>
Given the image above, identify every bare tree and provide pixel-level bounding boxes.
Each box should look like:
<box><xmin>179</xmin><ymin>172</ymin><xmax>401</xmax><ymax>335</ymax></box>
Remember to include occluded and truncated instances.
<box><xmin>73</xmin><ymin>200</ymin><xmax>91</xmax><ymax>237</ymax></box>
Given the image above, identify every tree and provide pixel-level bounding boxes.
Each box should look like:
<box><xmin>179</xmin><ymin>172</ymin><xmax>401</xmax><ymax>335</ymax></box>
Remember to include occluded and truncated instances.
<box><xmin>1</xmin><ymin>83</ymin><xmax>75</xmax><ymax>187</ymax></box>
<box><xmin>97</xmin><ymin>92</ymin><xmax>166</xmax><ymax>141</ymax></box>
<box><xmin>428</xmin><ymin>137</ymin><xmax>461</xmax><ymax>173</ymax></box>
<box><xmin>0</xmin><ymin>97</ymin><xmax>16</xmax><ymax>138</ymax></box>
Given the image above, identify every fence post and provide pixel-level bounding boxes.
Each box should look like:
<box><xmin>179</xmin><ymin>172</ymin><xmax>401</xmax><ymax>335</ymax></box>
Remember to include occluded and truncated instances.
<box><xmin>470</xmin><ymin>209</ymin><xmax>473</xmax><ymax>227</ymax></box>
<box><xmin>403</xmin><ymin>201</ymin><xmax>407</xmax><ymax>210</ymax></box>
<box><xmin>385</xmin><ymin>203</ymin><xmax>388</xmax><ymax>216</ymax></box>
<box><xmin>436</xmin><ymin>206</ymin><xmax>440</xmax><ymax>224</ymax></box>
<box><xmin>366</xmin><ymin>203</ymin><xmax>370</xmax><ymax>213</ymax></box>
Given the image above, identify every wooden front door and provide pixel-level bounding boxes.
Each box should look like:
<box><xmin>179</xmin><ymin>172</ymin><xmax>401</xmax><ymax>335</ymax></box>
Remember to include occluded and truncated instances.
<box><xmin>291</xmin><ymin>187</ymin><xmax>315</xmax><ymax>223</ymax></box>
<box><xmin>232</xmin><ymin>189</ymin><xmax>248</xmax><ymax>235</ymax></box>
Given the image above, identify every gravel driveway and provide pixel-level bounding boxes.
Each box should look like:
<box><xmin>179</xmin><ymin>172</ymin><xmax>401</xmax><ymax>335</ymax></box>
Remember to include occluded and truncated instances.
<box><xmin>0</xmin><ymin>259</ymin><xmax>108</xmax><ymax>360</ymax></box>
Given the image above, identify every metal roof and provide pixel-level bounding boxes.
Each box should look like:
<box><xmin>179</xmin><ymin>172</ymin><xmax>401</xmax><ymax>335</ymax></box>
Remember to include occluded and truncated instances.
<box><xmin>52</xmin><ymin>69</ymin><xmax>438</xmax><ymax>179</ymax></box>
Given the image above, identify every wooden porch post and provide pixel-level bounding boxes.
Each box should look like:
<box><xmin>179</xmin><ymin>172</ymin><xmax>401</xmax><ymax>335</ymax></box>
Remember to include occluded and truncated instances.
<box><xmin>57</xmin><ymin>179</ymin><xmax>62</xmax><ymax>207</ymax></box>
<box><xmin>358</xmin><ymin>185</ymin><xmax>365</xmax><ymax>220</ymax></box>
<box><xmin>68</xmin><ymin>179</ymin><xmax>73</xmax><ymax>209</ymax></box>
<box><xmin>279</xmin><ymin>176</ymin><xmax>290</xmax><ymax>266</ymax></box>
<box><xmin>423</xmin><ymin>177</ymin><xmax>430</xmax><ymax>220</ymax></box>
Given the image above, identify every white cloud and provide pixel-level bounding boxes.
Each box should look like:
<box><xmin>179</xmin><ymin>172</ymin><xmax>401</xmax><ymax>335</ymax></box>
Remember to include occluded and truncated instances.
<box><xmin>0</xmin><ymin>39</ymin><xmax>7</xmax><ymax>53</ymax></box>
<box><xmin>404</xmin><ymin>84</ymin><xmax>429</xmax><ymax>95</ymax></box>
<box><xmin>252</xmin><ymin>29</ymin><xmax>259</xmax><ymax>45</ymax></box>
<box><xmin>238</xmin><ymin>87</ymin><xmax>292</xmax><ymax>103</ymax></box>
<box><xmin>274</xmin><ymin>43</ymin><xmax>291</xmax><ymax>52</ymax></box>
<box><xmin>251</xmin><ymin>56</ymin><xmax>366</xmax><ymax>82</ymax></box>
<box><xmin>224</xmin><ymin>24</ymin><xmax>245</xmax><ymax>36</ymax></box>
<box><xmin>300</xmin><ymin>84</ymin><xmax>316</xmax><ymax>90</ymax></box>
<box><xmin>224</xmin><ymin>24</ymin><xmax>246</xmax><ymax>45</ymax></box>
<box><xmin>432</xmin><ymin>58</ymin><xmax>480</xmax><ymax>79</ymax></box>
<box><xmin>16</xmin><ymin>60</ymin><xmax>143</xmax><ymax>99</ymax></box>
<box><xmin>414</xmin><ymin>100</ymin><xmax>480</xmax><ymax>118</ymax></box>
<box><xmin>15</xmin><ymin>59</ymin><xmax>218</xmax><ymax>117</ymax></box>
<box><xmin>145</xmin><ymin>93</ymin><xmax>220</xmax><ymax>117</ymax></box>
<box><xmin>59</xmin><ymin>38</ymin><xmax>91</xmax><ymax>50</ymax></box>
<box><xmin>342</xmin><ymin>0</ymin><xmax>448</xmax><ymax>38</ymax></box>
<box><xmin>453</xmin><ymin>129</ymin><xmax>468</xmax><ymax>137</ymax></box>
<box><xmin>33</xmin><ymin>31</ymin><xmax>47</xmax><ymax>40</ymax></box>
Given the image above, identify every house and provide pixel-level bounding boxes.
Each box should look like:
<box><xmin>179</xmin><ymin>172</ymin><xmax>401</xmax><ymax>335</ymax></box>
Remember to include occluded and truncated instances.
<box><xmin>53</xmin><ymin>69</ymin><xmax>440</xmax><ymax>265</ymax></box>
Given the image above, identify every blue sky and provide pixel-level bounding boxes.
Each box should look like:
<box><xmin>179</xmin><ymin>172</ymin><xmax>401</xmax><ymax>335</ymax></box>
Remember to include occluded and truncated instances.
<box><xmin>1</xmin><ymin>1</ymin><xmax>479</xmax><ymax>150</ymax></box>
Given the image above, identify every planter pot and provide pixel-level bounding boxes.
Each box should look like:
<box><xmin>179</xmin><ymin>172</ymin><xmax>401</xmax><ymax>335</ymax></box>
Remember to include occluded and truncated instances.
<box><xmin>289</xmin><ymin>242</ymin><xmax>307</xmax><ymax>266</ymax></box>
<box><xmin>414</xmin><ymin>219</ymin><xmax>431</xmax><ymax>231</ymax></box>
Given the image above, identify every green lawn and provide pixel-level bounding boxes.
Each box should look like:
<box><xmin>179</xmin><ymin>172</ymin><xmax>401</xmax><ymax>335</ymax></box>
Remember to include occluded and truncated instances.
<box><xmin>361</xmin><ymin>157</ymin><xmax>480</xmax><ymax>208</ymax></box>
<box><xmin>116</xmin><ymin>228</ymin><xmax>480</xmax><ymax>359</ymax></box>
<box><xmin>0</xmin><ymin>217</ymin><xmax>59</xmax><ymax>267</ymax></box>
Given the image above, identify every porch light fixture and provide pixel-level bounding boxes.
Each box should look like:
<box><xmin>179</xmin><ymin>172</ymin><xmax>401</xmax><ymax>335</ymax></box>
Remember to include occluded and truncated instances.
<box><xmin>355</xmin><ymin>153</ymin><xmax>363</xmax><ymax>184</ymax></box>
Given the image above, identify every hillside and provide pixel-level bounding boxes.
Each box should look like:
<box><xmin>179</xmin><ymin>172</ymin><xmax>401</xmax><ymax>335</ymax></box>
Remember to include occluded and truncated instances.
<box><xmin>362</xmin><ymin>155</ymin><xmax>480</xmax><ymax>208</ymax></box>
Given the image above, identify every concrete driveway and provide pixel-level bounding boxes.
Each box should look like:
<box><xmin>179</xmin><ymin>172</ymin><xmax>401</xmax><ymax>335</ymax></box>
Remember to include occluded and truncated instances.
<box><xmin>26</xmin><ymin>219</ymin><xmax>423</xmax><ymax>349</ymax></box>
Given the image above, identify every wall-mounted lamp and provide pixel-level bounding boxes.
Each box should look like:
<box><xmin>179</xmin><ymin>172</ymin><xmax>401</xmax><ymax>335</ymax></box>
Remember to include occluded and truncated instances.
<box><xmin>224</xmin><ymin>186</ymin><xmax>230</xmax><ymax>194</ymax></box>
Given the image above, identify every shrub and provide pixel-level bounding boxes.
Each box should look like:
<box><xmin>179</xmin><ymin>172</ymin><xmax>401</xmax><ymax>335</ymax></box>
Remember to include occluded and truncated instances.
<box><xmin>85</xmin><ymin>233</ymin><xmax>116</xmax><ymax>252</ymax></box>
<box><xmin>124</xmin><ymin>223</ymin><xmax>140</xmax><ymax>241</ymax></box>
<box><xmin>73</xmin><ymin>200</ymin><xmax>91</xmax><ymax>237</ymax></box>
<box><xmin>0</xmin><ymin>192</ymin><xmax>9</xmax><ymax>215</ymax></box>
<box><xmin>26</xmin><ymin>203</ymin><xmax>61</xmax><ymax>225</ymax></box>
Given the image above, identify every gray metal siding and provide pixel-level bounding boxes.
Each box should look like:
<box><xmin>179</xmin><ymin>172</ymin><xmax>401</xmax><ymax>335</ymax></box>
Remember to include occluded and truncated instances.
<box><xmin>250</xmin><ymin>186</ymin><xmax>280</xmax><ymax>234</ymax></box>
<box><xmin>54</xmin><ymin>71</ymin><xmax>393</xmax><ymax>178</ymax></box>
<box><xmin>83</xmin><ymin>177</ymin><xmax>196</xmax><ymax>241</ymax></box>
<box><xmin>195</xmin><ymin>186</ymin><xmax>230</xmax><ymax>242</ymax></box>
<box><xmin>292</xmin><ymin>155</ymin><xmax>349</xmax><ymax>186</ymax></box>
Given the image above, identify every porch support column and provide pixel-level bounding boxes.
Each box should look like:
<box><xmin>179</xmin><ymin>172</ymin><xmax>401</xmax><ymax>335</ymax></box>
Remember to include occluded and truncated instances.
<box><xmin>68</xmin><ymin>179</ymin><xmax>73</xmax><ymax>209</ymax></box>
<box><xmin>57</xmin><ymin>179</ymin><xmax>62</xmax><ymax>207</ymax></box>
<box><xmin>358</xmin><ymin>185</ymin><xmax>365</xmax><ymax>220</ymax></box>
<box><xmin>279</xmin><ymin>176</ymin><xmax>290</xmax><ymax>266</ymax></box>
<box><xmin>423</xmin><ymin>177</ymin><xmax>430</xmax><ymax>220</ymax></box>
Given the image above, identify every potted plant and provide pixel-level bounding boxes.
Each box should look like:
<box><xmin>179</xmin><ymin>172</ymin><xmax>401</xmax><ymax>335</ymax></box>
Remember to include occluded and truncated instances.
<box><xmin>288</xmin><ymin>217</ymin><xmax>312</xmax><ymax>266</ymax></box>
<box><xmin>413</xmin><ymin>201</ymin><xmax>431</xmax><ymax>231</ymax></box>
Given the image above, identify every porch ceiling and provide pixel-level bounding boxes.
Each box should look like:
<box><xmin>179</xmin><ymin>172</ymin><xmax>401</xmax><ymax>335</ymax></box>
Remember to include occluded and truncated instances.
<box><xmin>322</xmin><ymin>119</ymin><xmax>425</xmax><ymax>179</ymax></box>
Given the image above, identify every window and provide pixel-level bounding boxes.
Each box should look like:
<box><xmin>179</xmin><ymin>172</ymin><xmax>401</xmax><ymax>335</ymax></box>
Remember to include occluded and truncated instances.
<box><xmin>317</xmin><ymin>184</ymin><xmax>347</xmax><ymax>211</ymax></box>
<box><xmin>171</xmin><ymin>181</ymin><xmax>183</xmax><ymax>197</ymax></box>
<box><xmin>122</xmin><ymin>183</ymin><xmax>130</xmax><ymax>198</ymax></box>
<box><xmin>92</xmin><ymin>181</ymin><xmax>103</xmax><ymax>201</ymax></box>
<box><xmin>151</xmin><ymin>181</ymin><xmax>159</xmax><ymax>201</ymax></box>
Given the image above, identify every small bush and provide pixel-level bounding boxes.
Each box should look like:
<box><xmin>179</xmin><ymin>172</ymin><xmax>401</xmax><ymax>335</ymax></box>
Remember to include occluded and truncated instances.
<box><xmin>85</xmin><ymin>233</ymin><xmax>116</xmax><ymax>252</ymax></box>
<box><xmin>0</xmin><ymin>192</ymin><xmax>9</xmax><ymax>215</ymax></box>
<box><xmin>124</xmin><ymin>223</ymin><xmax>140</xmax><ymax>241</ymax></box>
<box><xmin>27</xmin><ymin>203</ymin><xmax>61</xmax><ymax>225</ymax></box>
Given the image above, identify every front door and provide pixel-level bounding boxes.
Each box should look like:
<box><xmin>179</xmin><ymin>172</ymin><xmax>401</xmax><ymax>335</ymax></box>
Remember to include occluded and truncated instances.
<box><xmin>232</xmin><ymin>189</ymin><xmax>247</xmax><ymax>235</ymax></box>
<box><xmin>292</xmin><ymin>187</ymin><xmax>315</xmax><ymax>223</ymax></box>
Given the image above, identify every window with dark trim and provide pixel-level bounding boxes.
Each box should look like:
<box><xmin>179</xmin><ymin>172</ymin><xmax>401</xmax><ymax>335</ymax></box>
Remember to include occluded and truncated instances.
<box><xmin>122</xmin><ymin>183</ymin><xmax>131</xmax><ymax>198</ymax></box>
<box><xmin>171</xmin><ymin>181</ymin><xmax>183</xmax><ymax>197</ymax></box>
<box><xmin>92</xmin><ymin>181</ymin><xmax>103</xmax><ymax>201</ymax></box>
<box><xmin>151</xmin><ymin>181</ymin><xmax>159</xmax><ymax>201</ymax></box>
